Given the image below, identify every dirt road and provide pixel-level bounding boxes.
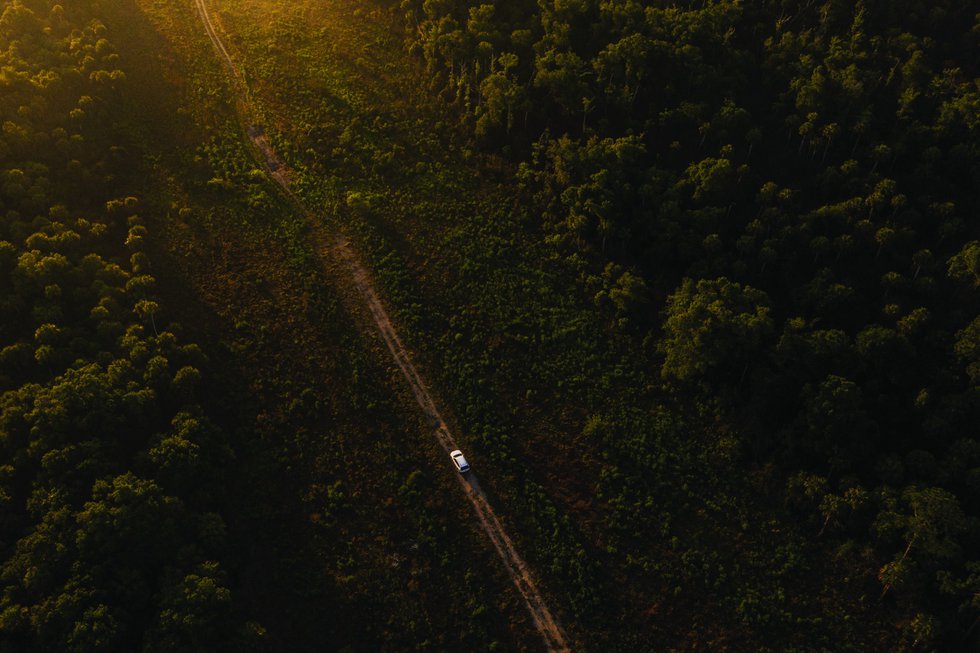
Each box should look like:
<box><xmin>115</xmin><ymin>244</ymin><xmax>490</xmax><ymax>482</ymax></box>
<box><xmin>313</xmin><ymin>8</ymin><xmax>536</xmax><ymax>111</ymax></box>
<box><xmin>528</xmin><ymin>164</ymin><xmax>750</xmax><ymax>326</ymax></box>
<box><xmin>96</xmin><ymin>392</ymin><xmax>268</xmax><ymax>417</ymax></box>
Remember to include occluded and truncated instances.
<box><xmin>190</xmin><ymin>0</ymin><xmax>572</xmax><ymax>650</ymax></box>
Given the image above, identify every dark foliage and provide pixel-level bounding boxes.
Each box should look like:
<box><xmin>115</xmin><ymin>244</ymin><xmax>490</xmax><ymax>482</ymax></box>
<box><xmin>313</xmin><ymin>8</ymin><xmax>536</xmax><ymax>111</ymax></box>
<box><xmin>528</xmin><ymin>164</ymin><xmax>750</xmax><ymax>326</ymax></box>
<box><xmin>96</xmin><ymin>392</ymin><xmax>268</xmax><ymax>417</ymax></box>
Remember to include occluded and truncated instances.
<box><xmin>0</xmin><ymin>2</ymin><xmax>258</xmax><ymax>650</ymax></box>
<box><xmin>395</xmin><ymin>0</ymin><xmax>980</xmax><ymax>647</ymax></box>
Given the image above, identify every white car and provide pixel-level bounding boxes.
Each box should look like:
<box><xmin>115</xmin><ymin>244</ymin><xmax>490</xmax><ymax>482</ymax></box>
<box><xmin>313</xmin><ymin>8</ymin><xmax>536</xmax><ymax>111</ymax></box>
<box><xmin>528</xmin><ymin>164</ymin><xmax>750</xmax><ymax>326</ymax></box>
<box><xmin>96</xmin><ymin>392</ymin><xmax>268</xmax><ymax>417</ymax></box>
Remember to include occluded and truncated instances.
<box><xmin>450</xmin><ymin>449</ymin><xmax>470</xmax><ymax>473</ymax></box>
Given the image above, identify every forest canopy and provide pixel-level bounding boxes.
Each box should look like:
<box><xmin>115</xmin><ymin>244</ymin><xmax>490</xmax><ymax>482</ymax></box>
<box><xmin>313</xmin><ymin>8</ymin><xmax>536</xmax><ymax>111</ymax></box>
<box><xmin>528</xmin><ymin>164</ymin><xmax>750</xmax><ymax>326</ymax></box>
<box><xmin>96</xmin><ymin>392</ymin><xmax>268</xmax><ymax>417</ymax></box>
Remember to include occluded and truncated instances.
<box><xmin>0</xmin><ymin>2</ymin><xmax>257</xmax><ymax>650</ymax></box>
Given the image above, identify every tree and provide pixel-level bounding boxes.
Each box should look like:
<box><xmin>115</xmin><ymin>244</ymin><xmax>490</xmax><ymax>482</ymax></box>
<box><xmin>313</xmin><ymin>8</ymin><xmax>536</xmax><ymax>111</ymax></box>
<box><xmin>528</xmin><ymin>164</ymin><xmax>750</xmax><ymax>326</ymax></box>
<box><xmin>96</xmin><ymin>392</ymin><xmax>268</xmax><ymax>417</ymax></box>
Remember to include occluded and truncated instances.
<box><xmin>659</xmin><ymin>277</ymin><xmax>773</xmax><ymax>385</ymax></box>
<box><xmin>798</xmin><ymin>374</ymin><xmax>874</xmax><ymax>470</ymax></box>
<box><xmin>607</xmin><ymin>268</ymin><xmax>647</xmax><ymax>316</ymax></box>
<box><xmin>144</xmin><ymin>562</ymin><xmax>238</xmax><ymax>653</ymax></box>
<box><xmin>526</xmin><ymin>134</ymin><xmax>646</xmax><ymax>254</ymax></box>
<box><xmin>67</xmin><ymin>604</ymin><xmax>121</xmax><ymax>653</ymax></box>
<box><xmin>74</xmin><ymin>473</ymin><xmax>181</xmax><ymax>568</ymax></box>
<box><xmin>954</xmin><ymin>316</ymin><xmax>980</xmax><ymax>385</ymax></box>
<box><xmin>475</xmin><ymin>52</ymin><xmax>526</xmax><ymax>137</ymax></box>
<box><xmin>681</xmin><ymin>157</ymin><xmax>736</xmax><ymax>204</ymax></box>
<box><xmin>874</xmin><ymin>486</ymin><xmax>968</xmax><ymax>599</ymax></box>
<box><xmin>947</xmin><ymin>241</ymin><xmax>980</xmax><ymax>287</ymax></box>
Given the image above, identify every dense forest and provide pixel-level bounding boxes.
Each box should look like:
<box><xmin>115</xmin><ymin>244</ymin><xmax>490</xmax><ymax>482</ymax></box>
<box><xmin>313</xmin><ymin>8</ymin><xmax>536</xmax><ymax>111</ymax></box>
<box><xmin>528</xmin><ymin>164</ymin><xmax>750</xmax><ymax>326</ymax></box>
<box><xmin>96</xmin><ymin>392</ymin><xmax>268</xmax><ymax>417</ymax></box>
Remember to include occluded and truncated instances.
<box><xmin>0</xmin><ymin>1</ymin><xmax>263</xmax><ymax>650</ymax></box>
<box><xmin>1</xmin><ymin>0</ymin><xmax>978</xmax><ymax>650</ymax></box>
<box><xmin>391</xmin><ymin>0</ymin><xmax>980</xmax><ymax>647</ymax></box>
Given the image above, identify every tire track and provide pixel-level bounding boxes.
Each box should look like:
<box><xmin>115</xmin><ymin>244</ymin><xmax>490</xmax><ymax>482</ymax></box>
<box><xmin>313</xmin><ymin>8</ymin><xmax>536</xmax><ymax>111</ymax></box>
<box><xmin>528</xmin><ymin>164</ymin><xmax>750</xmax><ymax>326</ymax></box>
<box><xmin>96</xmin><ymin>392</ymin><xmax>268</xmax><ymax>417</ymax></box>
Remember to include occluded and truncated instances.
<box><xmin>190</xmin><ymin>0</ymin><xmax>572</xmax><ymax>650</ymax></box>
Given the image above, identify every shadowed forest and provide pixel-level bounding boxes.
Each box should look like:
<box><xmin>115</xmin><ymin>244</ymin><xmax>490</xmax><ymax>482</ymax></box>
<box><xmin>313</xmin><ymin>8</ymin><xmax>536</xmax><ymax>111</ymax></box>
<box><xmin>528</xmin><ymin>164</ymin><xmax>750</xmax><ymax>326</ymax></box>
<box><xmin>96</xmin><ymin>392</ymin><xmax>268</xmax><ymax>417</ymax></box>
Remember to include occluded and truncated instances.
<box><xmin>0</xmin><ymin>0</ymin><xmax>977</xmax><ymax>651</ymax></box>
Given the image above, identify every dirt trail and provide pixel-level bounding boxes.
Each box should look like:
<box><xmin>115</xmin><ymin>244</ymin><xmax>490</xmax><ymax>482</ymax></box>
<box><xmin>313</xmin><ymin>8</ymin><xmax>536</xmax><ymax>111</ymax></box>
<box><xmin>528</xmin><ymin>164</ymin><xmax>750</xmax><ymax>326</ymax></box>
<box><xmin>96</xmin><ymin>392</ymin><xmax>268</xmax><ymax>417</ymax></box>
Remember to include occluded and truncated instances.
<box><xmin>190</xmin><ymin>0</ymin><xmax>572</xmax><ymax>650</ymax></box>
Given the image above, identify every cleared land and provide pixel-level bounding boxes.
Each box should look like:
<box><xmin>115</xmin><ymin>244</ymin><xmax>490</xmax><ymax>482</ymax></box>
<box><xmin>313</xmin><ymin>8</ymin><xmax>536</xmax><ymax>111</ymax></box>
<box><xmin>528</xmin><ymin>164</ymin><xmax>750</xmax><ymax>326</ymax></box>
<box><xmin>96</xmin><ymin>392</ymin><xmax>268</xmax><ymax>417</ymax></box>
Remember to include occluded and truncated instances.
<box><xmin>191</xmin><ymin>0</ymin><xmax>570</xmax><ymax>649</ymax></box>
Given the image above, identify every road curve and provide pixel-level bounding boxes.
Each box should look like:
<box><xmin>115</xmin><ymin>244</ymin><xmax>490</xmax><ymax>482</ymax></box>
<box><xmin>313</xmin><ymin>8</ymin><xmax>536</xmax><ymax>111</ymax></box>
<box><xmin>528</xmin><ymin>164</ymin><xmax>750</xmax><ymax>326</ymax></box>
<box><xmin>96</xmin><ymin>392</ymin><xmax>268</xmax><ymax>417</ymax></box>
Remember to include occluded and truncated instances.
<box><xmin>190</xmin><ymin>0</ymin><xmax>572</xmax><ymax>650</ymax></box>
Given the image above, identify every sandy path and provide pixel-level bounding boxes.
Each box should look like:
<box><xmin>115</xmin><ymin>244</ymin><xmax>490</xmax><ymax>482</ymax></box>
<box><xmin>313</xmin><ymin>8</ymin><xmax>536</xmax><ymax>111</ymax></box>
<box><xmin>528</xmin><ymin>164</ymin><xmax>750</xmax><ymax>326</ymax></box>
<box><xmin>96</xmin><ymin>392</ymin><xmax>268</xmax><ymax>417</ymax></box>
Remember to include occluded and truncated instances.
<box><xmin>190</xmin><ymin>0</ymin><xmax>572</xmax><ymax>650</ymax></box>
